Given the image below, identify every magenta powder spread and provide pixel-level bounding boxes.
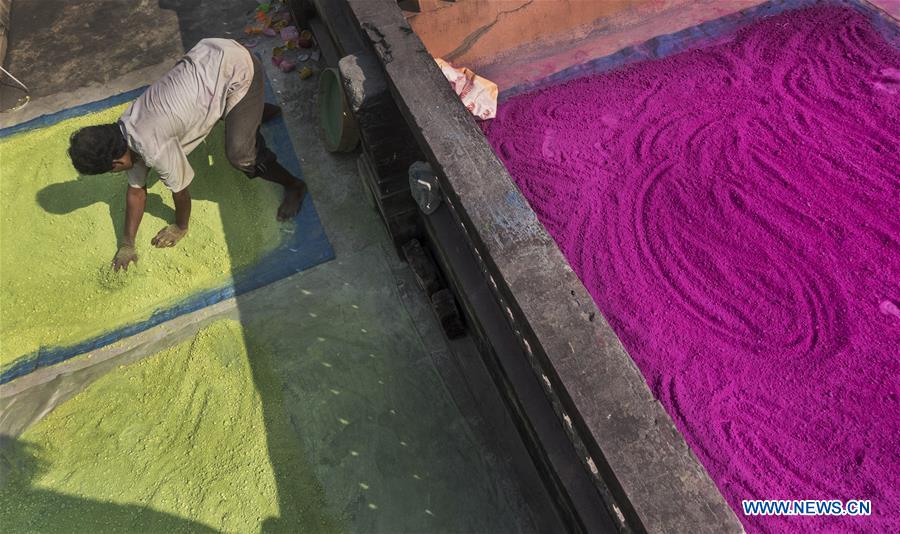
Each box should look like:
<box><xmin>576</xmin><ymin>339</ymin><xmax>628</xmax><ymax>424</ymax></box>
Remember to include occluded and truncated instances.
<box><xmin>484</xmin><ymin>6</ymin><xmax>899</xmax><ymax>533</ymax></box>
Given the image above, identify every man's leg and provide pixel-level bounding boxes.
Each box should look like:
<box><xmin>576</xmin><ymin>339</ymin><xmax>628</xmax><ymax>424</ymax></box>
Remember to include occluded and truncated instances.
<box><xmin>225</xmin><ymin>53</ymin><xmax>306</xmax><ymax>221</ymax></box>
<box><xmin>254</xmin><ymin>148</ymin><xmax>307</xmax><ymax>221</ymax></box>
<box><xmin>263</xmin><ymin>103</ymin><xmax>281</xmax><ymax>123</ymax></box>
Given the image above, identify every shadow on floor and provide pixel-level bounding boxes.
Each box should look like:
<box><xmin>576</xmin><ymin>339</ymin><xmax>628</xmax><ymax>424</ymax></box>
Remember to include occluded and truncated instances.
<box><xmin>9</xmin><ymin>1</ymin><xmax>334</xmax><ymax>531</ymax></box>
<box><xmin>12</xmin><ymin>2</ymin><xmax>550</xmax><ymax>532</ymax></box>
<box><xmin>0</xmin><ymin>436</ymin><xmax>216</xmax><ymax>532</ymax></box>
<box><xmin>153</xmin><ymin>4</ymin><xmax>334</xmax><ymax>528</ymax></box>
<box><xmin>37</xmin><ymin>174</ymin><xmax>175</xmax><ymax>248</ymax></box>
<box><xmin>31</xmin><ymin>125</ymin><xmax>331</xmax><ymax>532</ymax></box>
<box><xmin>158</xmin><ymin>0</ymin><xmax>255</xmax><ymax>51</ymax></box>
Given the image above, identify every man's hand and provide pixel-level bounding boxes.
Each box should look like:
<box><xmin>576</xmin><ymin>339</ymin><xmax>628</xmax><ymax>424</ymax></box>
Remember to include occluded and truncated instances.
<box><xmin>151</xmin><ymin>224</ymin><xmax>188</xmax><ymax>248</ymax></box>
<box><xmin>112</xmin><ymin>245</ymin><xmax>138</xmax><ymax>272</ymax></box>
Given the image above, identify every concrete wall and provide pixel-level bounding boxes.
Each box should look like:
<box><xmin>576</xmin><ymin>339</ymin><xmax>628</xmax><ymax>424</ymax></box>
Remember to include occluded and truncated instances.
<box><xmin>406</xmin><ymin>0</ymin><xmax>899</xmax><ymax>91</ymax></box>
<box><xmin>406</xmin><ymin>0</ymin><xmax>763</xmax><ymax>90</ymax></box>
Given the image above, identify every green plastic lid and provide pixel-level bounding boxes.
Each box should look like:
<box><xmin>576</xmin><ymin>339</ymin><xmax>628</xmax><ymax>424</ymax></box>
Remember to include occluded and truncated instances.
<box><xmin>318</xmin><ymin>68</ymin><xmax>359</xmax><ymax>153</ymax></box>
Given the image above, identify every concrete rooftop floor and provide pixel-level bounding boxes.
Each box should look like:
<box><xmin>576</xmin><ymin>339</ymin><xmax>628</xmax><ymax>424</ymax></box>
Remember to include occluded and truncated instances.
<box><xmin>0</xmin><ymin>0</ymin><xmax>559</xmax><ymax>531</ymax></box>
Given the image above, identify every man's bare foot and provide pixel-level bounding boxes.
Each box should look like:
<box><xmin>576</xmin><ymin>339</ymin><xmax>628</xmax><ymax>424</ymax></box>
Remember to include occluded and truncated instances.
<box><xmin>277</xmin><ymin>181</ymin><xmax>306</xmax><ymax>221</ymax></box>
<box><xmin>151</xmin><ymin>224</ymin><xmax>188</xmax><ymax>248</ymax></box>
<box><xmin>263</xmin><ymin>103</ymin><xmax>282</xmax><ymax>123</ymax></box>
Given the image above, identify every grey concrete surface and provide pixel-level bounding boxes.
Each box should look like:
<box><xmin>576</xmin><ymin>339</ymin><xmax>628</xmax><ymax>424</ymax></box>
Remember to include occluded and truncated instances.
<box><xmin>247</xmin><ymin>32</ymin><xmax>556</xmax><ymax>531</ymax></box>
<box><xmin>0</xmin><ymin>0</ymin><xmax>251</xmax><ymax>126</ymax></box>
<box><xmin>0</xmin><ymin>0</ymin><xmax>557</xmax><ymax>531</ymax></box>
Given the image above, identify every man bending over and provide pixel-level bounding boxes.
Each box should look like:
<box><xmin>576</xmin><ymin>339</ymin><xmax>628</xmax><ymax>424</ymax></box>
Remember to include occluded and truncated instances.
<box><xmin>68</xmin><ymin>38</ymin><xmax>306</xmax><ymax>272</ymax></box>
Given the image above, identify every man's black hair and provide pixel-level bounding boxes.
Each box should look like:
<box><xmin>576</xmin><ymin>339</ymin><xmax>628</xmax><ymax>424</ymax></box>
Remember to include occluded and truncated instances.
<box><xmin>68</xmin><ymin>124</ymin><xmax>128</xmax><ymax>175</ymax></box>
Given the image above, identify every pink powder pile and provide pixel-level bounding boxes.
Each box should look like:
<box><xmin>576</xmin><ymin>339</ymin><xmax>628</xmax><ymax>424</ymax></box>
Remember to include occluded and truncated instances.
<box><xmin>484</xmin><ymin>6</ymin><xmax>899</xmax><ymax>533</ymax></box>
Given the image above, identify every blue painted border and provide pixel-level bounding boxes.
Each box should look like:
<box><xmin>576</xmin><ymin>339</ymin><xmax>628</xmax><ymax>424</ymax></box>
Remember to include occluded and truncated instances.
<box><xmin>500</xmin><ymin>0</ymin><xmax>899</xmax><ymax>101</ymax></box>
<box><xmin>1</xmin><ymin>79</ymin><xmax>334</xmax><ymax>384</ymax></box>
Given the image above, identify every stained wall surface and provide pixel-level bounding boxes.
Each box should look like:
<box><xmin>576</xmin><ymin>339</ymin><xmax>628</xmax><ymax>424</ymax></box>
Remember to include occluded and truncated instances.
<box><xmin>407</xmin><ymin>0</ymin><xmax>900</xmax><ymax>91</ymax></box>
<box><xmin>407</xmin><ymin>0</ymin><xmax>764</xmax><ymax>90</ymax></box>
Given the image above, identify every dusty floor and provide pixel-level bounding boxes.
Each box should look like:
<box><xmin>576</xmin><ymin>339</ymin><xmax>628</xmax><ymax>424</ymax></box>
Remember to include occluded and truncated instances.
<box><xmin>0</xmin><ymin>0</ymin><xmax>558</xmax><ymax>531</ymax></box>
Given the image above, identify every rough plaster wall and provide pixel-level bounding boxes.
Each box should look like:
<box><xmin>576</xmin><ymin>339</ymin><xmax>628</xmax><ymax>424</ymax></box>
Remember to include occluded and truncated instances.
<box><xmin>407</xmin><ymin>0</ymin><xmax>898</xmax><ymax>91</ymax></box>
<box><xmin>408</xmin><ymin>0</ymin><xmax>762</xmax><ymax>89</ymax></box>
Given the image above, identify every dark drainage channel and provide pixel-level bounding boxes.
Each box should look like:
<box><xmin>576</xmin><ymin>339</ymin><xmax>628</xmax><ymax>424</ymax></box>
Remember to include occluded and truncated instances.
<box><xmin>418</xmin><ymin>206</ymin><xmax>621</xmax><ymax>534</ymax></box>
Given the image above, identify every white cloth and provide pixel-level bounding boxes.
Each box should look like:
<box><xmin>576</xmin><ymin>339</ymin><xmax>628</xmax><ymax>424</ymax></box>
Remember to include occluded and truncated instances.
<box><xmin>120</xmin><ymin>38</ymin><xmax>254</xmax><ymax>192</ymax></box>
<box><xmin>434</xmin><ymin>58</ymin><xmax>498</xmax><ymax>120</ymax></box>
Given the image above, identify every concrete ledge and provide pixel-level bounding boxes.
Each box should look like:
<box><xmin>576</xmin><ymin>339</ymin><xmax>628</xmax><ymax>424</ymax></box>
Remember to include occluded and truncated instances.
<box><xmin>341</xmin><ymin>1</ymin><xmax>743</xmax><ymax>532</ymax></box>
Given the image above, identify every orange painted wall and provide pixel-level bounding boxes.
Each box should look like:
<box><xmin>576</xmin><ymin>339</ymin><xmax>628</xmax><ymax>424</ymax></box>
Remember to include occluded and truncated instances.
<box><xmin>406</xmin><ymin>0</ymin><xmax>898</xmax><ymax>91</ymax></box>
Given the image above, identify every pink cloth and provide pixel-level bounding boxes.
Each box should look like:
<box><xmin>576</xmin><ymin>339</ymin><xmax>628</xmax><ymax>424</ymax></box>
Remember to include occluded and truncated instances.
<box><xmin>484</xmin><ymin>6</ymin><xmax>899</xmax><ymax>533</ymax></box>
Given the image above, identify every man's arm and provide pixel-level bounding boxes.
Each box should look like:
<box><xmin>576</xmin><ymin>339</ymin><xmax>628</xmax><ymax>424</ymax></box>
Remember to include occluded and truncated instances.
<box><xmin>123</xmin><ymin>185</ymin><xmax>147</xmax><ymax>246</ymax></box>
<box><xmin>150</xmin><ymin>138</ymin><xmax>193</xmax><ymax>248</ymax></box>
<box><xmin>112</xmin><ymin>185</ymin><xmax>147</xmax><ymax>272</ymax></box>
<box><xmin>151</xmin><ymin>187</ymin><xmax>190</xmax><ymax>247</ymax></box>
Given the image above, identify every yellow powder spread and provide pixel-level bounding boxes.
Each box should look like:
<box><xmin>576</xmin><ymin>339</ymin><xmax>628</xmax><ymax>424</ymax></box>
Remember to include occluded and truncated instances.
<box><xmin>1</xmin><ymin>105</ymin><xmax>285</xmax><ymax>369</ymax></box>
<box><xmin>0</xmin><ymin>319</ymin><xmax>339</xmax><ymax>533</ymax></box>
